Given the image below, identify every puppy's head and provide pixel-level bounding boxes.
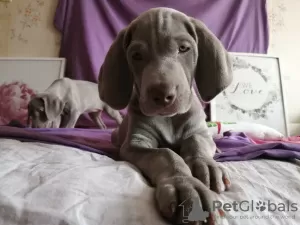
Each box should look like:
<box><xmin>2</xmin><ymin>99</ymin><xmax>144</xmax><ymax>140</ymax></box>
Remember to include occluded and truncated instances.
<box><xmin>27</xmin><ymin>93</ymin><xmax>64</xmax><ymax>128</ymax></box>
<box><xmin>99</xmin><ymin>7</ymin><xmax>233</xmax><ymax>117</ymax></box>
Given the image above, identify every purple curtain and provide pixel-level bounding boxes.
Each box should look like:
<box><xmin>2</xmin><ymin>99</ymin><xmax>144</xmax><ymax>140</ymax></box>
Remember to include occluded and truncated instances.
<box><xmin>54</xmin><ymin>0</ymin><xmax>269</xmax><ymax>128</ymax></box>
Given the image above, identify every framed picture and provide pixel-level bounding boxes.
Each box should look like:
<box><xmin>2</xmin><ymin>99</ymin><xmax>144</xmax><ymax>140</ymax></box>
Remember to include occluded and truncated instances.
<box><xmin>210</xmin><ymin>53</ymin><xmax>289</xmax><ymax>136</ymax></box>
<box><xmin>0</xmin><ymin>57</ymin><xmax>66</xmax><ymax>126</ymax></box>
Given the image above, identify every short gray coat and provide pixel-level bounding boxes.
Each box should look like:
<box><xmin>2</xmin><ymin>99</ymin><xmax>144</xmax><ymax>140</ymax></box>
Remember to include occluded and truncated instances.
<box><xmin>99</xmin><ymin>7</ymin><xmax>233</xmax><ymax>225</ymax></box>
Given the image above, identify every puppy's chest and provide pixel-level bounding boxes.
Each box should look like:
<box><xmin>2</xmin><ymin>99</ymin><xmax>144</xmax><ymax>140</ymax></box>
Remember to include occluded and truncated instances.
<box><xmin>155</xmin><ymin>117</ymin><xmax>196</xmax><ymax>149</ymax></box>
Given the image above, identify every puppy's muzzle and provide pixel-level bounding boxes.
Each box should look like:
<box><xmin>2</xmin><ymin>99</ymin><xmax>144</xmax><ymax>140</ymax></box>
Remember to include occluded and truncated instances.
<box><xmin>147</xmin><ymin>83</ymin><xmax>177</xmax><ymax>107</ymax></box>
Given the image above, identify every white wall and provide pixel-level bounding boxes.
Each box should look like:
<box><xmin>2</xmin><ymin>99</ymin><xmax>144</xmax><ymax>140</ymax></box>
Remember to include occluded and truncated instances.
<box><xmin>267</xmin><ymin>0</ymin><xmax>300</xmax><ymax>135</ymax></box>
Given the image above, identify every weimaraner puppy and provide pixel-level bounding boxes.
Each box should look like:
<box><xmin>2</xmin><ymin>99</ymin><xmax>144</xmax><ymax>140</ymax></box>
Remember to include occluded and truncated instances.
<box><xmin>28</xmin><ymin>77</ymin><xmax>123</xmax><ymax>128</ymax></box>
<box><xmin>99</xmin><ymin>7</ymin><xmax>233</xmax><ymax>225</ymax></box>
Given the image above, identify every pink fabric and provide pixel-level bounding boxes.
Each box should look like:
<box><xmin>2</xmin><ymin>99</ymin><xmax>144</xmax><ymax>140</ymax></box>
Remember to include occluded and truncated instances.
<box><xmin>0</xmin><ymin>82</ymin><xmax>36</xmax><ymax>126</ymax></box>
<box><xmin>251</xmin><ymin>136</ymin><xmax>300</xmax><ymax>145</ymax></box>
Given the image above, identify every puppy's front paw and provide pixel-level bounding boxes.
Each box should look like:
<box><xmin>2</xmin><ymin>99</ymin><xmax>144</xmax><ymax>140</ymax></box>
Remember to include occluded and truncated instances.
<box><xmin>187</xmin><ymin>157</ymin><xmax>231</xmax><ymax>193</ymax></box>
<box><xmin>156</xmin><ymin>175</ymin><xmax>222</xmax><ymax>225</ymax></box>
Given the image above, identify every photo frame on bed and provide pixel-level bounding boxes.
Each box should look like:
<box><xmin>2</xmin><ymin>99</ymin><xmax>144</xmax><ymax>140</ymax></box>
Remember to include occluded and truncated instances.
<box><xmin>0</xmin><ymin>57</ymin><xmax>66</xmax><ymax>126</ymax></box>
<box><xmin>210</xmin><ymin>53</ymin><xmax>289</xmax><ymax>136</ymax></box>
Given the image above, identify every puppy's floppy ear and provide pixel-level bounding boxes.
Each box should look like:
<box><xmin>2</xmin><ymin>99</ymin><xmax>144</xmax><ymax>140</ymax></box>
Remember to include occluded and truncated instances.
<box><xmin>29</xmin><ymin>95</ymin><xmax>64</xmax><ymax>121</ymax></box>
<box><xmin>191</xmin><ymin>18</ymin><xmax>233</xmax><ymax>102</ymax></box>
<box><xmin>28</xmin><ymin>97</ymin><xmax>44</xmax><ymax>112</ymax></box>
<box><xmin>42</xmin><ymin>94</ymin><xmax>64</xmax><ymax>121</ymax></box>
<box><xmin>98</xmin><ymin>27</ymin><xmax>133</xmax><ymax>110</ymax></box>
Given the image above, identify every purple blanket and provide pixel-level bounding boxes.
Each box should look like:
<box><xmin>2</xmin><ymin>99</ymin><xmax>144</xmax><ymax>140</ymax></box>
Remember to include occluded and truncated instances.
<box><xmin>0</xmin><ymin>126</ymin><xmax>299</xmax><ymax>162</ymax></box>
<box><xmin>0</xmin><ymin>126</ymin><xmax>118</xmax><ymax>159</ymax></box>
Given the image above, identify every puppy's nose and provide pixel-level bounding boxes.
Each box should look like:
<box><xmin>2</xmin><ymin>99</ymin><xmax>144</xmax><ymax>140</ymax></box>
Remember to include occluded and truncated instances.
<box><xmin>148</xmin><ymin>84</ymin><xmax>176</xmax><ymax>107</ymax></box>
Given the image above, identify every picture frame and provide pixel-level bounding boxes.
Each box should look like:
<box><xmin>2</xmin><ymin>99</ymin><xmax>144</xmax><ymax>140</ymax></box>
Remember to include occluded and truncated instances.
<box><xmin>0</xmin><ymin>57</ymin><xmax>66</xmax><ymax>126</ymax></box>
<box><xmin>0</xmin><ymin>57</ymin><xmax>66</xmax><ymax>91</ymax></box>
<box><xmin>210</xmin><ymin>53</ymin><xmax>289</xmax><ymax>136</ymax></box>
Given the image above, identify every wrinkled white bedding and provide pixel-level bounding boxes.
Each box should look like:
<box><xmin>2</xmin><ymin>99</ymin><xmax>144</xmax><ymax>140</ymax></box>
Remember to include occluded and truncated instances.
<box><xmin>0</xmin><ymin>138</ymin><xmax>299</xmax><ymax>225</ymax></box>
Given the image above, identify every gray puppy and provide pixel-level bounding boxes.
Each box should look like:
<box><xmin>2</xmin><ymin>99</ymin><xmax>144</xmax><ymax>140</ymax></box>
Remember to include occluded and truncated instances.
<box><xmin>99</xmin><ymin>7</ymin><xmax>233</xmax><ymax>225</ymax></box>
<box><xmin>28</xmin><ymin>77</ymin><xmax>123</xmax><ymax>128</ymax></box>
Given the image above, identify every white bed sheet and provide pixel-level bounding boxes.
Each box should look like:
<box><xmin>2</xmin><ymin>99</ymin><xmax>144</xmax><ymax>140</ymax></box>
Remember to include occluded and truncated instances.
<box><xmin>0</xmin><ymin>138</ymin><xmax>299</xmax><ymax>225</ymax></box>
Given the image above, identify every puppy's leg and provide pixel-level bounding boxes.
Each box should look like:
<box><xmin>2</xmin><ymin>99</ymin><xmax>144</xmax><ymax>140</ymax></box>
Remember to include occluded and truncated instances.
<box><xmin>88</xmin><ymin>111</ymin><xmax>107</xmax><ymax>129</ymax></box>
<box><xmin>51</xmin><ymin>116</ymin><xmax>61</xmax><ymax>128</ymax></box>
<box><xmin>60</xmin><ymin>110</ymin><xmax>80</xmax><ymax>128</ymax></box>
<box><xmin>121</xmin><ymin>136</ymin><xmax>220</xmax><ymax>225</ymax></box>
<box><xmin>180</xmin><ymin>131</ymin><xmax>231</xmax><ymax>194</ymax></box>
<box><xmin>104</xmin><ymin>105</ymin><xmax>123</xmax><ymax>125</ymax></box>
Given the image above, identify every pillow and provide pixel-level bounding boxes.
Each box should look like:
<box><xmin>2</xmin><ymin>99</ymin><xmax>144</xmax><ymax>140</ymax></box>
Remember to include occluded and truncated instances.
<box><xmin>0</xmin><ymin>81</ymin><xmax>36</xmax><ymax>126</ymax></box>
<box><xmin>207</xmin><ymin>121</ymin><xmax>284</xmax><ymax>140</ymax></box>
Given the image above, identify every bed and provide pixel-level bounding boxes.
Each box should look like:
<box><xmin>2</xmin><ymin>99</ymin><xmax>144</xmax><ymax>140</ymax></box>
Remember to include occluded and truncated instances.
<box><xmin>0</xmin><ymin>126</ymin><xmax>300</xmax><ymax>225</ymax></box>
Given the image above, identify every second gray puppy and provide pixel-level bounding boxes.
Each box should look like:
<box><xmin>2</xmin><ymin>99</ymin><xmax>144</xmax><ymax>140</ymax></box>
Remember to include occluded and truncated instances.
<box><xmin>28</xmin><ymin>77</ymin><xmax>123</xmax><ymax>128</ymax></box>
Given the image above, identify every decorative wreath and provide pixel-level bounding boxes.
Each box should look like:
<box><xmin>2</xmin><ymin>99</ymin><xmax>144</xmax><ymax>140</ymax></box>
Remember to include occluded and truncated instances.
<box><xmin>221</xmin><ymin>56</ymin><xmax>279</xmax><ymax>120</ymax></box>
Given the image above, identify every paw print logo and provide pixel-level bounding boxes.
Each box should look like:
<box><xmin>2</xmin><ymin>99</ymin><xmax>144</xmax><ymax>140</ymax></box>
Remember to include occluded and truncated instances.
<box><xmin>256</xmin><ymin>201</ymin><xmax>266</xmax><ymax>211</ymax></box>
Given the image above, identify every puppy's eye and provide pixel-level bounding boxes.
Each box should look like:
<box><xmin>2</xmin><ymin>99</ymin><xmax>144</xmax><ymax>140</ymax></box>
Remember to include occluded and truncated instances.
<box><xmin>179</xmin><ymin>45</ymin><xmax>190</xmax><ymax>53</ymax></box>
<box><xmin>132</xmin><ymin>52</ymin><xmax>143</xmax><ymax>61</ymax></box>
